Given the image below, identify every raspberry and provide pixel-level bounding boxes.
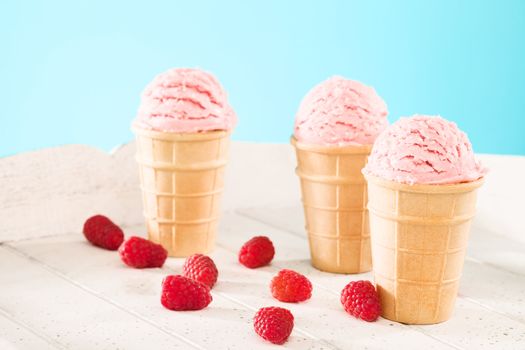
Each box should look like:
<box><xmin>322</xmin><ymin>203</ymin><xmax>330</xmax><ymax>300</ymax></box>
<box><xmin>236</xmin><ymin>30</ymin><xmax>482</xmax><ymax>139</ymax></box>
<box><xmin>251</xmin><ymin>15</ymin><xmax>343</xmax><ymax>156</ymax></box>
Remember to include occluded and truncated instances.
<box><xmin>253</xmin><ymin>307</ymin><xmax>294</xmax><ymax>345</ymax></box>
<box><xmin>238</xmin><ymin>236</ymin><xmax>275</xmax><ymax>268</ymax></box>
<box><xmin>270</xmin><ymin>269</ymin><xmax>312</xmax><ymax>303</ymax></box>
<box><xmin>340</xmin><ymin>280</ymin><xmax>381</xmax><ymax>322</ymax></box>
<box><xmin>82</xmin><ymin>215</ymin><xmax>124</xmax><ymax>250</ymax></box>
<box><xmin>161</xmin><ymin>275</ymin><xmax>212</xmax><ymax>311</ymax></box>
<box><xmin>182</xmin><ymin>254</ymin><xmax>218</xmax><ymax>288</ymax></box>
<box><xmin>118</xmin><ymin>236</ymin><xmax>168</xmax><ymax>268</ymax></box>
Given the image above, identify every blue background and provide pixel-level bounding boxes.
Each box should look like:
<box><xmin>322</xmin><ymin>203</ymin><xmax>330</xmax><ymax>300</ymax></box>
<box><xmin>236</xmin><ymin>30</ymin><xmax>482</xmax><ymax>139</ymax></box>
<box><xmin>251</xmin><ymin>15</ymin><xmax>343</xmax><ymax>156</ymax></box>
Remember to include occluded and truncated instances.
<box><xmin>2</xmin><ymin>0</ymin><xmax>525</xmax><ymax>157</ymax></box>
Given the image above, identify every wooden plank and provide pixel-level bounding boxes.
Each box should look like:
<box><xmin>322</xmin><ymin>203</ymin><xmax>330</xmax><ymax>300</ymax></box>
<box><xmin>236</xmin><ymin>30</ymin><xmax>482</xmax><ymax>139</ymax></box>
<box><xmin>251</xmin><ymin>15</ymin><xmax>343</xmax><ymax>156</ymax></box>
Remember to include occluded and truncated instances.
<box><xmin>9</xmin><ymin>232</ymin><xmax>447</xmax><ymax>349</ymax></box>
<box><xmin>237</xmin><ymin>205</ymin><xmax>525</xmax><ymax>277</ymax></box>
<box><xmin>223</xmin><ymin>142</ymin><xmax>300</xmax><ymax>210</ymax></box>
<box><xmin>417</xmin><ymin>298</ymin><xmax>525</xmax><ymax>348</ymax></box>
<box><xmin>3</xmin><ymin>213</ymin><xmax>524</xmax><ymax>349</ymax></box>
<box><xmin>460</xmin><ymin>260</ymin><xmax>525</xmax><ymax>323</ymax></box>
<box><xmin>0</xmin><ymin>246</ymin><xmax>195</xmax><ymax>350</ymax></box>
<box><xmin>221</xmin><ymin>211</ymin><xmax>525</xmax><ymax>349</ymax></box>
<box><xmin>227</xmin><ymin>150</ymin><xmax>525</xmax><ymax>245</ymax></box>
<box><xmin>209</xmin><ymin>248</ymin><xmax>451</xmax><ymax>350</ymax></box>
<box><xmin>7</xmin><ymin>236</ymin><xmax>331</xmax><ymax>350</ymax></box>
<box><xmin>236</xmin><ymin>206</ymin><xmax>305</xmax><ymax>237</ymax></box>
<box><xmin>0</xmin><ymin>313</ymin><xmax>59</xmax><ymax>350</ymax></box>
<box><xmin>474</xmin><ymin>154</ymin><xmax>525</xmax><ymax>244</ymax></box>
<box><xmin>466</xmin><ymin>227</ymin><xmax>525</xmax><ymax>277</ymax></box>
<box><xmin>213</xmin><ymin>214</ymin><xmax>460</xmax><ymax>349</ymax></box>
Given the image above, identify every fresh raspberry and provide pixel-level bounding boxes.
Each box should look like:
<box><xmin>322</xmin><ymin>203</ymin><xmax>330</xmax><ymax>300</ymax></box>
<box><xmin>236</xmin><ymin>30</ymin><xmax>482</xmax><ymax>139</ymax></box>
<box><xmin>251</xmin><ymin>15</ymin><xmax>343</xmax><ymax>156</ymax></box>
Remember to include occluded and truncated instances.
<box><xmin>238</xmin><ymin>236</ymin><xmax>275</xmax><ymax>268</ymax></box>
<box><xmin>340</xmin><ymin>280</ymin><xmax>381</xmax><ymax>322</ymax></box>
<box><xmin>161</xmin><ymin>275</ymin><xmax>212</xmax><ymax>311</ymax></box>
<box><xmin>118</xmin><ymin>236</ymin><xmax>168</xmax><ymax>268</ymax></box>
<box><xmin>253</xmin><ymin>307</ymin><xmax>294</xmax><ymax>345</ymax></box>
<box><xmin>270</xmin><ymin>269</ymin><xmax>312</xmax><ymax>303</ymax></box>
<box><xmin>82</xmin><ymin>215</ymin><xmax>124</xmax><ymax>250</ymax></box>
<box><xmin>182</xmin><ymin>254</ymin><xmax>218</xmax><ymax>288</ymax></box>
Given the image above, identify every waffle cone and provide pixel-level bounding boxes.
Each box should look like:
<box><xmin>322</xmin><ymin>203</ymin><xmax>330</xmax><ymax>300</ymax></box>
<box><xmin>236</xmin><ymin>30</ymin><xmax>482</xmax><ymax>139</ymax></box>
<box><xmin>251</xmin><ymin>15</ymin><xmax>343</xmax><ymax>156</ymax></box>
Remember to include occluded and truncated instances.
<box><xmin>292</xmin><ymin>137</ymin><xmax>372</xmax><ymax>274</ymax></box>
<box><xmin>133</xmin><ymin>126</ymin><xmax>230</xmax><ymax>257</ymax></box>
<box><xmin>365</xmin><ymin>175</ymin><xmax>484</xmax><ymax>324</ymax></box>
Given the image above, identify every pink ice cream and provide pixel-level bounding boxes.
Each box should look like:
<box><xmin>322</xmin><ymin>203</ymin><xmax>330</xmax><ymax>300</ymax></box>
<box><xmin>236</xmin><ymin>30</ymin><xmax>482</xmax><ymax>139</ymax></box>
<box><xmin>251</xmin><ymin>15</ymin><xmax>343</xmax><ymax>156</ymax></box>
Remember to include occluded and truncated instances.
<box><xmin>363</xmin><ymin>115</ymin><xmax>486</xmax><ymax>185</ymax></box>
<box><xmin>134</xmin><ymin>68</ymin><xmax>236</xmax><ymax>133</ymax></box>
<box><xmin>294</xmin><ymin>76</ymin><xmax>388</xmax><ymax>146</ymax></box>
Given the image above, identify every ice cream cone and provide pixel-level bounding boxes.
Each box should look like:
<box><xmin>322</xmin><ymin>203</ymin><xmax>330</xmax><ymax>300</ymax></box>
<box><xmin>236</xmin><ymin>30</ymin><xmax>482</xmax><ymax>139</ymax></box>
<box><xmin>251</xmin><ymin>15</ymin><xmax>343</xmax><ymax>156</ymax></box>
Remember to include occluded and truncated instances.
<box><xmin>365</xmin><ymin>175</ymin><xmax>484</xmax><ymax>324</ymax></box>
<box><xmin>133</xmin><ymin>126</ymin><xmax>230</xmax><ymax>257</ymax></box>
<box><xmin>292</xmin><ymin>137</ymin><xmax>372</xmax><ymax>274</ymax></box>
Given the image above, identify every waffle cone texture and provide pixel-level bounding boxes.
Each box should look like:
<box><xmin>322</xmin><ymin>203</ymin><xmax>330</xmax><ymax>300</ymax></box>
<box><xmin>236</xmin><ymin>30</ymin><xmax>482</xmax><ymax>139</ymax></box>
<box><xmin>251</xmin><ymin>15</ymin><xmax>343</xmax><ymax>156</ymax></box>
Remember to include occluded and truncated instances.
<box><xmin>365</xmin><ymin>175</ymin><xmax>484</xmax><ymax>324</ymax></box>
<box><xmin>292</xmin><ymin>137</ymin><xmax>373</xmax><ymax>274</ymax></box>
<box><xmin>133</xmin><ymin>126</ymin><xmax>230</xmax><ymax>257</ymax></box>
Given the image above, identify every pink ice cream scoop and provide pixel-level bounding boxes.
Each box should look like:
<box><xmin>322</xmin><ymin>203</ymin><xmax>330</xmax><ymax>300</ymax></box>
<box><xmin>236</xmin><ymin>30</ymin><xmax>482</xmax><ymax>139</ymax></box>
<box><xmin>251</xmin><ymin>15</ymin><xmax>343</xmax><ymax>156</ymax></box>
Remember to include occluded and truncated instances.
<box><xmin>134</xmin><ymin>68</ymin><xmax>237</xmax><ymax>133</ymax></box>
<box><xmin>294</xmin><ymin>76</ymin><xmax>388</xmax><ymax>146</ymax></box>
<box><xmin>363</xmin><ymin>115</ymin><xmax>487</xmax><ymax>185</ymax></box>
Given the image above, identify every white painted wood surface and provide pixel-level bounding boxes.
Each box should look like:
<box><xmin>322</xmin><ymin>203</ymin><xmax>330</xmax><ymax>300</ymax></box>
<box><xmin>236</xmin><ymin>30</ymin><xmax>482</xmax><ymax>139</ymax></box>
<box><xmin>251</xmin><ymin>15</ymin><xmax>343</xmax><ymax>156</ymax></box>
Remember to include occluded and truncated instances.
<box><xmin>1</xmin><ymin>141</ymin><xmax>524</xmax><ymax>349</ymax></box>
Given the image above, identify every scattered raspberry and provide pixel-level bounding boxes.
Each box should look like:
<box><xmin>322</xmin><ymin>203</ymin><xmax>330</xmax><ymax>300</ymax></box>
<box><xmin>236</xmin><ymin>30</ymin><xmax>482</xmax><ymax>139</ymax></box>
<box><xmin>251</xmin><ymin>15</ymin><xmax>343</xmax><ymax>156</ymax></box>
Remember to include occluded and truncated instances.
<box><xmin>82</xmin><ymin>215</ymin><xmax>124</xmax><ymax>250</ymax></box>
<box><xmin>161</xmin><ymin>275</ymin><xmax>212</xmax><ymax>311</ymax></box>
<box><xmin>253</xmin><ymin>307</ymin><xmax>294</xmax><ymax>345</ymax></box>
<box><xmin>182</xmin><ymin>254</ymin><xmax>218</xmax><ymax>288</ymax></box>
<box><xmin>270</xmin><ymin>269</ymin><xmax>312</xmax><ymax>303</ymax></box>
<box><xmin>118</xmin><ymin>236</ymin><xmax>168</xmax><ymax>268</ymax></box>
<box><xmin>340</xmin><ymin>280</ymin><xmax>381</xmax><ymax>322</ymax></box>
<box><xmin>238</xmin><ymin>236</ymin><xmax>275</xmax><ymax>268</ymax></box>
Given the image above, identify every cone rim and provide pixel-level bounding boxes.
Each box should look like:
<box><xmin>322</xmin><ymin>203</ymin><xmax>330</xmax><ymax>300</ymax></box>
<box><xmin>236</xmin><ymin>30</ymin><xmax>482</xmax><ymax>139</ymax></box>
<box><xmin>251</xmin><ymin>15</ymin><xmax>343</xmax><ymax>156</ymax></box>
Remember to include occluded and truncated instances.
<box><xmin>132</xmin><ymin>124</ymin><xmax>230</xmax><ymax>141</ymax></box>
<box><xmin>290</xmin><ymin>136</ymin><xmax>372</xmax><ymax>154</ymax></box>
<box><xmin>365</xmin><ymin>174</ymin><xmax>484</xmax><ymax>194</ymax></box>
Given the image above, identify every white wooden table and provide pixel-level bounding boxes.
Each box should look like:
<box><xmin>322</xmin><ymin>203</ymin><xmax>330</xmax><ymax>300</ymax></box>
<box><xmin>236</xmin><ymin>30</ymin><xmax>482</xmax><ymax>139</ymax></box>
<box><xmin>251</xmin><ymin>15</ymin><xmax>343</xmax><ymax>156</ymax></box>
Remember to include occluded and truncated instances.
<box><xmin>1</xmin><ymin>142</ymin><xmax>524</xmax><ymax>350</ymax></box>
